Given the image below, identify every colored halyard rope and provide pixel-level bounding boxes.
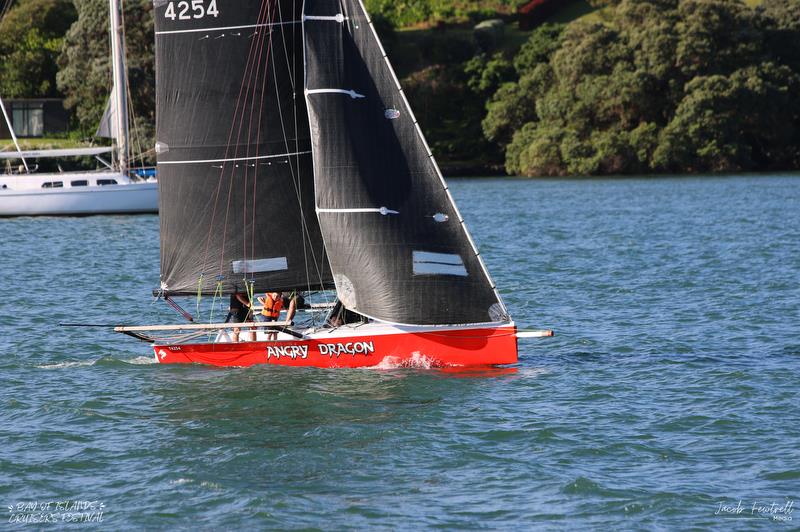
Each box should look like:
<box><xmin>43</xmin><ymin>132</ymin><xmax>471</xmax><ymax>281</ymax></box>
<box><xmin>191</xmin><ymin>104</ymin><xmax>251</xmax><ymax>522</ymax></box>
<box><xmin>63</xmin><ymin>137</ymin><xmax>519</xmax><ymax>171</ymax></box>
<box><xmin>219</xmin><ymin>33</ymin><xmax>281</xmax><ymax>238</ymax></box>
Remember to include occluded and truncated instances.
<box><xmin>196</xmin><ymin>274</ymin><xmax>204</xmax><ymax>317</ymax></box>
<box><xmin>242</xmin><ymin>0</ymin><xmax>275</xmax><ymax>276</ymax></box>
<box><xmin>247</xmin><ymin>278</ymin><xmax>255</xmax><ymax>320</ymax></box>
<box><xmin>210</xmin><ymin>280</ymin><xmax>224</xmax><ymax>323</ymax></box>
<box><xmin>201</xmin><ymin>0</ymin><xmax>273</xmax><ymax>279</ymax></box>
<box><xmin>219</xmin><ymin>0</ymin><xmax>278</xmax><ymax>279</ymax></box>
<box><xmin>270</xmin><ymin>13</ymin><xmax>331</xmax><ymax>301</ymax></box>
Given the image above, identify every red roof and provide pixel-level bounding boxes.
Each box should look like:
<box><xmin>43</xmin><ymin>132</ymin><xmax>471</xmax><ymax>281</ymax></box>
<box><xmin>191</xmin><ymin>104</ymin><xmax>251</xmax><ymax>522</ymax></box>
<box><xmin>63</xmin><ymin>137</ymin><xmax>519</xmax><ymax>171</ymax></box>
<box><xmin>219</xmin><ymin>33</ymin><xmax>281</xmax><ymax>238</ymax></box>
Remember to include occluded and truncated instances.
<box><xmin>519</xmin><ymin>0</ymin><xmax>556</xmax><ymax>16</ymax></box>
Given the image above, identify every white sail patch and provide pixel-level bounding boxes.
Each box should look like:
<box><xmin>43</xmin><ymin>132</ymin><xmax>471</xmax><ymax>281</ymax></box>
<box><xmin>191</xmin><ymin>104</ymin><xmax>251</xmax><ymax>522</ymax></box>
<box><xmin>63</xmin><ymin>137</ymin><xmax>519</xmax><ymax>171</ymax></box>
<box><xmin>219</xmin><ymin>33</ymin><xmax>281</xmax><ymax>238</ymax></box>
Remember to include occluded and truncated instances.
<box><xmin>334</xmin><ymin>274</ymin><xmax>357</xmax><ymax>308</ymax></box>
<box><xmin>232</xmin><ymin>257</ymin><xmax>288</xmax><ymax>274</ymax></box>
<box><xmin>413</xmin><ymin>251</ymin><xmax>468</xmax><ymax>277</ymax></box>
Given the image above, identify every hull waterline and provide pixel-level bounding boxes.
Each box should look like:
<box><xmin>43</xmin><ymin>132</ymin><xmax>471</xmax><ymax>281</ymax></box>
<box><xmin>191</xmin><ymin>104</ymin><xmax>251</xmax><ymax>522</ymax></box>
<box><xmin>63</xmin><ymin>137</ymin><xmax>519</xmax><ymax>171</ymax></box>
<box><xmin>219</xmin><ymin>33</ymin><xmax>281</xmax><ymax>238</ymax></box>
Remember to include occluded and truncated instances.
<box><xmin>153</xmin><ymin>324</ymin><xmax>518</xmax><ymax>368</ymax></box>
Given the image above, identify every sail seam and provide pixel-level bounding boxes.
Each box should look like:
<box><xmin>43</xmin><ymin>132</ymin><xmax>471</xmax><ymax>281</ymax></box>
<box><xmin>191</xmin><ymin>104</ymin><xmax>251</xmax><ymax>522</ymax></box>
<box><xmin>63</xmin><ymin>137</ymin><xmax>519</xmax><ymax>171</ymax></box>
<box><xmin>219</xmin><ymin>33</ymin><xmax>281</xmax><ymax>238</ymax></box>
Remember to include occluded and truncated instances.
<box><xmin>155</xmin><ymin>21</ymin><xmax>300</xmax><ymax>36</ymax></box>
<box><xmin>159</xmin><ymin>150</ymin><xmax>311</xmax><ymax>165</ymax></box>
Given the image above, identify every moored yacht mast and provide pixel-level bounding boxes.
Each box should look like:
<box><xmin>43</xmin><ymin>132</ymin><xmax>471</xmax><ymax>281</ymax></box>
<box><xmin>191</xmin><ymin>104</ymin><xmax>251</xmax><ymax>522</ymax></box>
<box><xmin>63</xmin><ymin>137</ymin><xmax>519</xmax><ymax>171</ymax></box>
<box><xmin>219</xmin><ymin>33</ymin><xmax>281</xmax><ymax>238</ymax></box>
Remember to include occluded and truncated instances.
<box><xmin>108</xmin><ymin>0</ymin><xmax>129</xmax><ymax>175</ymax></box>
<box><xmin>0</xmin><ymin>96</ymin><xmax>29</xmax><ymax>173</ymax></box>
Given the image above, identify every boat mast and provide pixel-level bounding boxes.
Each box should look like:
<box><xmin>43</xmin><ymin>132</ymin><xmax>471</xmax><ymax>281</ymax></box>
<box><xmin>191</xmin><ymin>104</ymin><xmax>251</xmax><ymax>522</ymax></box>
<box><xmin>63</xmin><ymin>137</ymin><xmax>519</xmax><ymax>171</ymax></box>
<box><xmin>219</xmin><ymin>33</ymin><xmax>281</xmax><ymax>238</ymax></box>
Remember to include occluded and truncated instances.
<box><xmin>108</xmin><ymin>0</ymin><xmax>129</xmax><ymax>175</ymax></box>
<box><xmin>0</xmin><ymin>96</ymin><xmax>29</xmax><ymax>173</ymax></box>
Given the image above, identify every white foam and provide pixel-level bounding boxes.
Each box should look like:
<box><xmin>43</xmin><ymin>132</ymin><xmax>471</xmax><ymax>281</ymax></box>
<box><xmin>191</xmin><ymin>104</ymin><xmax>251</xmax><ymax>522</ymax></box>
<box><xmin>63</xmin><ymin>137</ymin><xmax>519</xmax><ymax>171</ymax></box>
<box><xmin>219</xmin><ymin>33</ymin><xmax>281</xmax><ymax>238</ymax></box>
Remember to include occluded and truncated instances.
<box><xmin>122</xmin><ymin>355</ymin><xmax>157</xmax><ymax>365</ymax></box>
<box><xmin>373</xmin><ymin>352</ymin><xmax>442</xmax><ymax>369</ymax></box>
<box><xmin>521</xmin><ymin>367</ymin><xmax>550</xmax><ymax>378</ymax></box>
<box><xmin>36</xmin><ymin>359</ymin><xmax>97</xmax><ymax>369</ymax></box>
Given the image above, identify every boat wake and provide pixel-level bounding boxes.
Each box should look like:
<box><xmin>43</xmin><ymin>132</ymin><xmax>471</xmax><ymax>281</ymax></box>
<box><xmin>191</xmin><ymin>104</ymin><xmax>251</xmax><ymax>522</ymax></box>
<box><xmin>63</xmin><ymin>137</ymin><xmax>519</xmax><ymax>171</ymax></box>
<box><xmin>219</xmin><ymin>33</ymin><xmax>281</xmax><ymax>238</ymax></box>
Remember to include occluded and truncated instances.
<box><xmin>36</xmin><ymin>355</ymin><xmax>156</xmax><ymax>369</ymax></box>
<box><xmin>36</xmin><ymin>360</ymin><xmax>98</xmax><ymax>369</ymax></box>
<box><xmin>120</xmin><ymin>355</ymin><xmax>157</xmax><ymax>365</ymax></box>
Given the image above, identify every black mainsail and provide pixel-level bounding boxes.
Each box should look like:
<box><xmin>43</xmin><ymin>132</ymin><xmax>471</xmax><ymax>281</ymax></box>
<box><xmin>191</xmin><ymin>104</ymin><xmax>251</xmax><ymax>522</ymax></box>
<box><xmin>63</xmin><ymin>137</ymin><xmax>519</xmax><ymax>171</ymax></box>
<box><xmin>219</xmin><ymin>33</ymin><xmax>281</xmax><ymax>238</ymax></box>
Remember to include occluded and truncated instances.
<box><xmin>154</xmin><ymin>0</ymin><xmax>331</xmax><ymax>295</ymax></box>
<box><xmin>303</xmin><ymin>0</ymin><xmax>508</xmax><ymax>325</ymax></box>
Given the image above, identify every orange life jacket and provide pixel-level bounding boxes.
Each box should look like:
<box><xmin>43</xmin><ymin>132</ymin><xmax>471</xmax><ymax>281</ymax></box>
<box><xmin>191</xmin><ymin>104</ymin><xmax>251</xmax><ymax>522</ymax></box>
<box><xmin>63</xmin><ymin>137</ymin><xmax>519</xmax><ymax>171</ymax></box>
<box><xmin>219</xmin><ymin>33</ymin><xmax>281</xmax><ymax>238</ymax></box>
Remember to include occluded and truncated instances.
<box><xmin>261</xmin><ymin>292</ymin><xmax>283</xmax><ymax>319</ymax></box>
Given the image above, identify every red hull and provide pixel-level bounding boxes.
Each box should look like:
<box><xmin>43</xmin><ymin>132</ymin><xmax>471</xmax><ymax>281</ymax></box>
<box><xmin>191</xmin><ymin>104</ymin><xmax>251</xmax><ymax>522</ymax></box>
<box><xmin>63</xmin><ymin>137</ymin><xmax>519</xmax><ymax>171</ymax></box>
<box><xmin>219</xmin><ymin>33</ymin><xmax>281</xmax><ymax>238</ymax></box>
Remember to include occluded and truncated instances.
<box><xmin>153</xmin><ymin>325</ymin><xmax>518</xmax><ymax>368</ymax></box>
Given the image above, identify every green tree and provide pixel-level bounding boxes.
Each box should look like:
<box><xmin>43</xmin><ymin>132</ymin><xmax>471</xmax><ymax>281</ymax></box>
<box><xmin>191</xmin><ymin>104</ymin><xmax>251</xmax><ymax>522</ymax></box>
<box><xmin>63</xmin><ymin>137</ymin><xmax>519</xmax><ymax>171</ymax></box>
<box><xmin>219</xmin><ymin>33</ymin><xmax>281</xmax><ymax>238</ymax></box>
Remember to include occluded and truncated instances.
<box><xmin>57</xmin><ymin>0</ymin><xmax>154</xmax><ymax>147</ymax></box>
<box><xmin>490</xmin><ymin>0</ymin><xmax>800</xmax><ymax>176</ymax></box>
<box><xmin>464</xmin><ymin>52</ymin><xmax>515</xmax><ymax>97</ymax></box>
<box><xmin>482</xmin><ymin>23</ymin><xmax>565</xmax><ymax>146</ymax></box>
<box><xmin>0</xmin><ymin>0</ymin><xmax>76</xmax><ymax>97</ymax></box>
<box><xmin>513</xmin><ymin>23</ymin><xmax>565</xmax><ymax>74</ymax></box>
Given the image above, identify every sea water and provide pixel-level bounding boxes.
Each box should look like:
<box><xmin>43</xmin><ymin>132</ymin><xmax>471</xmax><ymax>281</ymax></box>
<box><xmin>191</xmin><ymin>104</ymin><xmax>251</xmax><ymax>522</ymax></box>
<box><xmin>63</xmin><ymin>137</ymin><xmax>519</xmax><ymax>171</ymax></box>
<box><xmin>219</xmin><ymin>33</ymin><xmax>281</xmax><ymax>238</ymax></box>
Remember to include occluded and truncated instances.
<box><xmin>1</xmin><ymin>175</ymin><xmax>798</xmax><ymax>528</ymax></box>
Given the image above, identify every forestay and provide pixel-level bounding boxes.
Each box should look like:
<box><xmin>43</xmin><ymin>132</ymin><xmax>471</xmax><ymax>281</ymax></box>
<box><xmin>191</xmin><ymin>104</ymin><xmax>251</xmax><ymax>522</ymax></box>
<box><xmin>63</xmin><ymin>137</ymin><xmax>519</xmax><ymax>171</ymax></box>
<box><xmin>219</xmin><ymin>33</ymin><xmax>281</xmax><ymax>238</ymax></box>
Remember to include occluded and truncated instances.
<box><xmin>303</xmin><ymin>0</ymin><xmax>508</xmax><ymax>325</ymax></box>
<box><xmin>154</xmin><ymin>0</ymin><xmax>331</xmax><ymax>295</ymax></box>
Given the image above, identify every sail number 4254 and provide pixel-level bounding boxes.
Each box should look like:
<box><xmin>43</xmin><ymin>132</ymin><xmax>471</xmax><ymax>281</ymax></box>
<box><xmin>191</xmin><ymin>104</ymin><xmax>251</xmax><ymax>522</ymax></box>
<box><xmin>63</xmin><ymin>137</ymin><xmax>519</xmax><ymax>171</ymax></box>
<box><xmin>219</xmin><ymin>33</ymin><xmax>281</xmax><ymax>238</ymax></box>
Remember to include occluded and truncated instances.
<box><xmin>164</xmin><ymin>0</ymin><xmax>219</xmax><ymax>20</ymax></box>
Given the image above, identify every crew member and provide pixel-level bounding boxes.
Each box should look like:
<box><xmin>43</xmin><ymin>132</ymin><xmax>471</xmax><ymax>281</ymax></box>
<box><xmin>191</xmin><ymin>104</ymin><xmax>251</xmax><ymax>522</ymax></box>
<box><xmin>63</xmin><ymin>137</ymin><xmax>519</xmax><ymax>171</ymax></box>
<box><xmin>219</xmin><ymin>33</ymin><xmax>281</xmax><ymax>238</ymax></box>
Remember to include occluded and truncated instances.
<box><xmin>259</xmin><ymin>291</ymin><xmax>283</xmax><ymax>322</ymax></box>
<box><xmin>225</xmin><ymin>288</ymin><xmax>252</xmax><ymax>342</ymax></box>
<box><xmin>258</xmin><ymin>291</ymin><xmax>283</xmax><ymax>340</ymax></box>
<box><xmin>282</xmin><ymin>291</ymin><xmax>302</xmax><ymax>325</ymax></box>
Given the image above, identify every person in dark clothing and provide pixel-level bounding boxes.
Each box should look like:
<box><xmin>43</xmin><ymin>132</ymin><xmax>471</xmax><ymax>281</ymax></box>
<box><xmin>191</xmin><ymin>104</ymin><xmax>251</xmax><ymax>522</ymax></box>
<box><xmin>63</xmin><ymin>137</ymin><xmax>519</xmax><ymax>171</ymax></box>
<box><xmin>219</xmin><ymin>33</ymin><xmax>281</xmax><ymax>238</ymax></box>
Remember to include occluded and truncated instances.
<box><xmin>225</xmin><ymin>289</ymin><xmax>252</xmax><ymax>342</ymax></box>
<box><xmin>226</xmin><ymin>289</ymin><xmax>251</xmax><ymax>323</ymax></box>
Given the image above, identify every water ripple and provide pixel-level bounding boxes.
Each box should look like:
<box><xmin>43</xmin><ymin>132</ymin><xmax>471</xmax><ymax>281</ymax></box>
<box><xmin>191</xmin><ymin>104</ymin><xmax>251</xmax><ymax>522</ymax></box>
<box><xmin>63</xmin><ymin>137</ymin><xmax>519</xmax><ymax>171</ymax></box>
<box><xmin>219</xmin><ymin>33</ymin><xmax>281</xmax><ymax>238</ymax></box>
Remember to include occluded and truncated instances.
<box><xmin>1</xmin><ymin>176</ymin><xmax>799</xmax><ymax>527</ymax></box>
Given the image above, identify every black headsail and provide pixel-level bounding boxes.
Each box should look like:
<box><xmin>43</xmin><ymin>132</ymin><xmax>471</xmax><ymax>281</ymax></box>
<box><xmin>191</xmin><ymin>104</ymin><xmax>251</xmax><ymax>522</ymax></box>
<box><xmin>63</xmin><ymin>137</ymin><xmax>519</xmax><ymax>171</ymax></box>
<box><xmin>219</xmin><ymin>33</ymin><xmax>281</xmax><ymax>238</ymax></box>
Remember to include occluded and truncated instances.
<box><xmin>303</xmin><ymin>0</ymin><xmax>509</xmax><ymax>325</ymax></box>
<box><xmin>154</xmin><ymin>0</ymin><xmax>331</xmax><ymax>296</ymax></box>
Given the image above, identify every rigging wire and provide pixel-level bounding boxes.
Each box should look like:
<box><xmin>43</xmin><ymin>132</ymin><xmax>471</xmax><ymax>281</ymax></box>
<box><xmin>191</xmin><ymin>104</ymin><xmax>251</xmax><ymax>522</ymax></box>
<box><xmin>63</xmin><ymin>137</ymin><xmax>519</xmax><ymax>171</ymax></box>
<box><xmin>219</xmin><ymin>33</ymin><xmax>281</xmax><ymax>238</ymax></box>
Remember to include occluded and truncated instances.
<box><xmin>119</xmin><ymin>0</ymin><xmax>147</xmax><ymax>175</ymax></box>
<box><xmin>242</xmin><ymin>0</ymin><xmax>277</xmax><ymax>294</ymax></box>
<box><xmin>122</xmin><ymin>33</ymin><xmax>148</xmax><ymax>173</ymax></box>
<box><xmin>219</xmin><ymin>0</ymin><xmax>277</xmax><ymax>305</ymax></box>
<box><xmin>0</xmin><ymin>0</ymin><xmax>15</xmax><ymax>29</ymax></box>
<box><xmin>272</xmin><ymin>1</ymin><xmax>331</xmax><ymax>304</ymax></box>
<box><xmin>185</xmin><ymin>0</ymin><xmax>335</xmax><ymax>324</ymax></box>
<box><xmin>199</xmin><ymin>0</ymin><xmax>273</xmax><ymax>284</ymax></box>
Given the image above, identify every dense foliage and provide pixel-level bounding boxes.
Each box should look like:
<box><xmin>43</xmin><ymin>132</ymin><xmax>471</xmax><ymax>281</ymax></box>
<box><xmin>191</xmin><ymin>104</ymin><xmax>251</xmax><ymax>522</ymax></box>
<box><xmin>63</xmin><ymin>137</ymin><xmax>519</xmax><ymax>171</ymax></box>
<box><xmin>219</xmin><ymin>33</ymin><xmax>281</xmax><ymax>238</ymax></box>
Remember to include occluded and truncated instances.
<box><xmin>485</xmin><ymin>0</ymin><xmax>800</xmax><ymax>175</ymax></box>
<box><xmin>57</xmin><ymin>0</ymin><xmax>154</xmax><ymax>147</ymax></box>
<box><xmin>364</xmin><ymin>0</ymin><xmax>522</xmax><ymax>27</ymax></box>
<box><xmin>0</xmin><ymin>0</ymin><xmax>76</xmax><ymax>98</ymax></box>
<box><xmin>7</xmin><ymin>0</ymin><xmax>799</xmax><ymax>175</ymax></box>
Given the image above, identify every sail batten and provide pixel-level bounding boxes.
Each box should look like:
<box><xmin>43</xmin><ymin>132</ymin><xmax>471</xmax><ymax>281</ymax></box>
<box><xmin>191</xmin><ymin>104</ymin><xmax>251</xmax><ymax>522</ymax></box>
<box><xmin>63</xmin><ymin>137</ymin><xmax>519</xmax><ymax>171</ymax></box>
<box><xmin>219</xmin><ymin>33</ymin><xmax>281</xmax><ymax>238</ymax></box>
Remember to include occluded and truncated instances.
<box><xmin>302</xmin><ymin>0</ymin><xmax>509</xmax><ymax>325</ymax></box>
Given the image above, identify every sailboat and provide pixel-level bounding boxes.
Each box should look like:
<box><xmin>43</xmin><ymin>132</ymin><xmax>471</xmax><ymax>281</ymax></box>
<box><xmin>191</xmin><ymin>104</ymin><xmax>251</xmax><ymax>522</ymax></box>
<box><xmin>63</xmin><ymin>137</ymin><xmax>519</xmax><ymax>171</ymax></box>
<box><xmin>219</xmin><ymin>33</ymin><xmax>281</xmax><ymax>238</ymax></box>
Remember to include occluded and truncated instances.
<box><xmin>0</xmin><ymin>0</ymin><xmax>157</xmax><ymax>217</ymax></box>
<box><xmin>115</xmin><ymin>0</ymin><xmax>551</xmax><ymax>367</ymax></box>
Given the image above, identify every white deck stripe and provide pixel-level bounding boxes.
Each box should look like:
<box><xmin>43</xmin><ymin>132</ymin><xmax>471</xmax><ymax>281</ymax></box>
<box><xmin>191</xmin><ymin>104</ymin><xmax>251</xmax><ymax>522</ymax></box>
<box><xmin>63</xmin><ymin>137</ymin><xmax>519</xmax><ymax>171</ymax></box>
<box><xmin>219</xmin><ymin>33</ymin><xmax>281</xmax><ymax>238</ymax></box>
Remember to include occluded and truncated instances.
<box><xmin>155</xmin><ymin>20</ymin><xmax>300</xmax><ymax>36</ymax></box>
<box><xmin>158</xmin><ymin>150</ymin><xmax>311</xmax><ymax>165</ymax></box>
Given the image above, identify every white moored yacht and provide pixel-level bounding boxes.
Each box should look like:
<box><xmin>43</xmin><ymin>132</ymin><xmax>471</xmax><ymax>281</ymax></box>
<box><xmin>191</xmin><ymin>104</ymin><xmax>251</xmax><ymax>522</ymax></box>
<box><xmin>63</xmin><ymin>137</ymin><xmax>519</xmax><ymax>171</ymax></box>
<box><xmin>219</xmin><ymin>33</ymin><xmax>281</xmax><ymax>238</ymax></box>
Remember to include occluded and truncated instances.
<box><xmin>0</xmin><ymin>0</ymin><xmax>157</xmax><ymax>217</ymax></box>
<box><xmin>0</xmin><ymin>148</ymin><xmax>156</xmax><ymax>216</ymax></box>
